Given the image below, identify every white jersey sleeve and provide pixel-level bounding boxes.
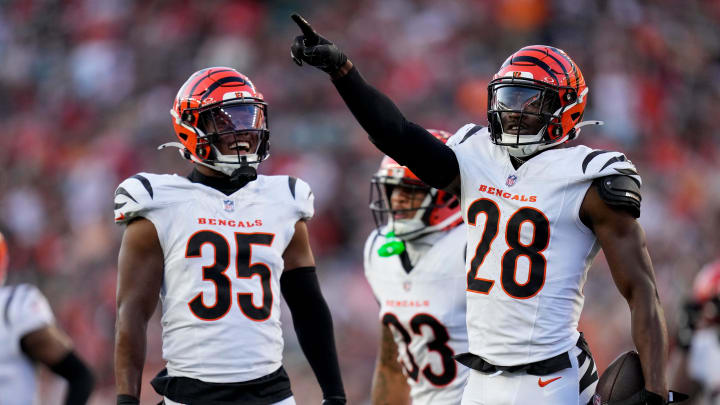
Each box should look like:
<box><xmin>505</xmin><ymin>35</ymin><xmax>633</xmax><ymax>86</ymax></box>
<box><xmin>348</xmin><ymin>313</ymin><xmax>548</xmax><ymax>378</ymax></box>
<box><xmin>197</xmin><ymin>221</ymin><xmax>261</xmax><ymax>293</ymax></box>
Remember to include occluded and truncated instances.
<box><xmin>577</xmin><ymin>148</ymin><xmax>642</xmax><ymax>185</ymax></box>
<box><xmin>6</xmin><ymin>284</ymin><xmax>55</xmax><ymax>338</ymax></box>
<box><xmin>0</xmin><ymin>284</ymin><xmax>55</xmax><ymax>405</ymax></box>
<box><xmin>113</xmin><ymin>173</ymin><xmax>163</xmax><ymax>224</ymax></box>
<box><xmin>288</xmin><ymin>176</ymin><xmax>314</xmax><ymax>220</ymax></box>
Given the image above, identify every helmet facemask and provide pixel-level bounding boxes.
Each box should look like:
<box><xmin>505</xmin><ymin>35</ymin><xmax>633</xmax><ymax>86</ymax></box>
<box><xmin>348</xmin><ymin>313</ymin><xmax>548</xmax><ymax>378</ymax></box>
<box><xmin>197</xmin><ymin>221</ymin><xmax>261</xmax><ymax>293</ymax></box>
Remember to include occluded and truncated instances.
<box><xmin>370</xmin><ymin>177</ymin><xmax>435</xmax><ymax>240</ymax></box>
<box><xmin>194</xmin><ymin>100</ymin><xmax>270</xmax><ymax>176</ymax></box>
<box><xmin>488</xmin><ymin>80</ymin><xmax>565</xmax><ymax>158</ymax></box>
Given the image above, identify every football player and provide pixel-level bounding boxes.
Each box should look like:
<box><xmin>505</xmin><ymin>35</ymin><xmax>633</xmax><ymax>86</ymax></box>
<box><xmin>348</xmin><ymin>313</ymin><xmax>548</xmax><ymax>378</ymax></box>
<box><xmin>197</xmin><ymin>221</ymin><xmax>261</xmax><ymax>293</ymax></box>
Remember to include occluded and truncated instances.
<box><xmin>113</xmin><ymin>68</ymin><xmax>346</xmax><ymax>405</ymax></box>
<box><xmin>290</xmin><ymin>14</ymin><xmax>671</xmax><ymax>405</ymax></box>
<box><xmin>670</xmin><ymin>261</ymin><xmax>720</xmax><ymax>404</ymax></box>
<box><xmin>364</xmin><ymin>130</ymin><xmax>469</xmax><ymax>405</ymax></box>
<box><xmin>0</xmin><ymin>231</ymin><xmax>95</xmax><ymax>405</ymax></box>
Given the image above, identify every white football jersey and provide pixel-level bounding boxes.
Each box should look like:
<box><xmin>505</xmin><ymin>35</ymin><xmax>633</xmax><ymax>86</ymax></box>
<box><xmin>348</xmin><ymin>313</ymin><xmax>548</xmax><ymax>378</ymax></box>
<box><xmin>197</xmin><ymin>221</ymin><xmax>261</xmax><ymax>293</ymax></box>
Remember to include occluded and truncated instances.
<box><xmin>364</xmin><ymin>225</ymin><xmax>469</xmax><ymax>405</ymax></box>
<box><xmin>448</xmin><ymin>125</ymin><xmax>641</xmax><ymax>366</ymax></box>
<box><xmin>688</xmin><ymin>328</ymin><xmax>720</xmax><ymax>404</ymax></box>
<box><xmin>114</xmin><ymin>173</ymin><xmax>314</xmax><ymax>383</ymax></box>
<box><xmin>0</xmin><ymin>284</ymin><xmax>55</xmax><ymax>405</ymax></box>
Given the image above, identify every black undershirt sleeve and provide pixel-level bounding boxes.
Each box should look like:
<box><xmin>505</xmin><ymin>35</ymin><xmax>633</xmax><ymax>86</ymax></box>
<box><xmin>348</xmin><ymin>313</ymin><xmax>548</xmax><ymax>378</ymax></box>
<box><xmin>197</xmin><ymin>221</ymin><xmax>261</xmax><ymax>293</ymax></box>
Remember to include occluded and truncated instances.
<box><xmin>49</xmin><ymin>351</ymin><xmax>95</xmax><ymax>405</ymax></box>
<box><xmin>280</xmin><ymin>267</ymin><xmax>345</xmax><ymax>401</ymax></box>
<box><xmin>332</xmin><ymin>66</ymin><xmax>460</xmax><ymax>190</ymax></box>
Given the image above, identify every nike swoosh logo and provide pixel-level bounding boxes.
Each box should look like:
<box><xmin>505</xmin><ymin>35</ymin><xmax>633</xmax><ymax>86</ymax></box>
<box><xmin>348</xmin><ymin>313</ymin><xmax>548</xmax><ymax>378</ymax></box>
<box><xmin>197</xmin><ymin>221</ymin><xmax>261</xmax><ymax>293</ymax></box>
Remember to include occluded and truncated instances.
<box><xmin>538</xmin><ymin>376</ymin><xmax>562</xmax><ymax>387</ymax></box>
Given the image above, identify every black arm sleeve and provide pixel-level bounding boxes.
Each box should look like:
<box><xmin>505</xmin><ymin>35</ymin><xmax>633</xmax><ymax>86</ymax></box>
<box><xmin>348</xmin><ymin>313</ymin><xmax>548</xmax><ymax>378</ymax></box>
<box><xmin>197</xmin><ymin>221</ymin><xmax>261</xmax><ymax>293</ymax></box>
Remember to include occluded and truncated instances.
<box><xmin>49</xmin><ymin>351</ymin><xmax>95</xmax><ymax>405</ymax></box>
<box><xmin>332</xmin><ymin>66</ymin><xmax>460</xmax><ymax>189</ymax></box>
<box><xmin>280</xmin><ymin>267</ymin><xmax>345</xmax><ymax>400</ymax></box>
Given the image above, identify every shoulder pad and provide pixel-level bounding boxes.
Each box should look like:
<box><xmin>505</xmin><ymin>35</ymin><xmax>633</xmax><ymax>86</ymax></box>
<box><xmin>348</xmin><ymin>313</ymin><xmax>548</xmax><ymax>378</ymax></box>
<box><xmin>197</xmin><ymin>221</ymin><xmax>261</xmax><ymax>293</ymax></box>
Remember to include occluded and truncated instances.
<box><xmin>113</xmin><ymin>174</ymin><xmax>157</xmax><ymax>224</ymax></box>
<box><xmin>287</xmin><ymin>176</ymin><xmax>314</xmax><ymax>220</ymax></box>
<box><xmin>594</xmin><ymin>175</ymin><xmax>641</xmax><ymax>218</ymax></box>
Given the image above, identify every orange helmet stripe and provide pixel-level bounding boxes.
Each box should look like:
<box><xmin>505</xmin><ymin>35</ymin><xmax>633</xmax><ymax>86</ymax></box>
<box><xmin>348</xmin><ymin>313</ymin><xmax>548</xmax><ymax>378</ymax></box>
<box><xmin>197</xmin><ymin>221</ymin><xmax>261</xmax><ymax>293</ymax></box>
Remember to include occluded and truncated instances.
<box><xmin>181</xmin><ymin>68</ymin><xmax>237</xmax><ymax>109</ymax></box>
<box><xmin>520</xmin><ymin>47</ymin><xmax>572</xmax><ymax>86</ymax></box>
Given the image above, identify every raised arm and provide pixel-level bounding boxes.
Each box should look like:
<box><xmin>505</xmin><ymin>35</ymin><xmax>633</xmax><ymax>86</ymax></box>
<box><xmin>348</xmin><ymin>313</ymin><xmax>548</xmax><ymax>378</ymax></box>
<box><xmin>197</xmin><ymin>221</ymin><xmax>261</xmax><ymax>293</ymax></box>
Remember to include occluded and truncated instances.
<box><xmin>580</xmin><ymin>184</ymin><xmax>669</xmax><ymax>402</ymax></box>
<box><xmin>281</xmin><ymin>220</ymin><xmax>346</xmax><ymax>404</ymax></box>
<box><xmin>290</xmin><ymin>13</ymin><xmax>460</xmax><ymax>191</ymax></box>
<box><xmin>115</xmin><ymin>218</ymin><xmax>164</xmax><ymax>404</ymax></box>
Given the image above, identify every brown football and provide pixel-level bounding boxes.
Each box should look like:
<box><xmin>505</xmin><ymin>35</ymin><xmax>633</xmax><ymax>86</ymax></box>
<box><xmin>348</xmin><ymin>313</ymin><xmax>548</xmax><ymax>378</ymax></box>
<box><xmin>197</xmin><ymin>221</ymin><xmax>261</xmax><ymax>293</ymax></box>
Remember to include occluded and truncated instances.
<box><xmin>595</xmin><ymin>350</ymin><xmax>645</xmax><ymax>402</ymax></box>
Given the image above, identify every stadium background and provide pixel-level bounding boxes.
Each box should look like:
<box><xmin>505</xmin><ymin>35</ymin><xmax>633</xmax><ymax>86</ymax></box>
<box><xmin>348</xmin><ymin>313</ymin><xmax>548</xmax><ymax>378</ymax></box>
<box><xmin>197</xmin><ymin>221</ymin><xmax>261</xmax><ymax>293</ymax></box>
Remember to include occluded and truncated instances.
<box><xmin>1</xmin><ymin>0</ymin><xmax>719</xmax><ymax>403</ymax></box>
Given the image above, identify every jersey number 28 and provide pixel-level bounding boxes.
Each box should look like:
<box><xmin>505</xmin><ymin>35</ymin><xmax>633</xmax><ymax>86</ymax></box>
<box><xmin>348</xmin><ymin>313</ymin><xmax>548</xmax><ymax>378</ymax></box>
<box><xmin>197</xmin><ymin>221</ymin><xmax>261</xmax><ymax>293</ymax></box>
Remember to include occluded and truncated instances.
<box><xmin>186</xmin><ymin>230</ymin><xmax>275</xmax><ymax>321</ymax></box>
<box><xmin>466</xmin><ymin>199</ymin><xmax>550</xmax><ymax>299</ymax></box>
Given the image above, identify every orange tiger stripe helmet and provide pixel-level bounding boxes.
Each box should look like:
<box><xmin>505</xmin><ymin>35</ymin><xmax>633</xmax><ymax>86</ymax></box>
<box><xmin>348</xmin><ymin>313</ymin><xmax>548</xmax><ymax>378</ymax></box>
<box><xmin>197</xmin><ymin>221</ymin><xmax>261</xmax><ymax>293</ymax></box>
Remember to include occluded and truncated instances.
<box><xmin>369</xmin><ymin>129</ymin><xmax>462</xmax><ymax>239</ymax></box>
<box><xmin>488</xmin><ymin>45</ymin><xmax>601</xmax><ymax>158</ymax></box>
<box><xmin>167</xmin><ymin>67</ymin><xmax>270</xmax><ymax>177</ymax></box>
<box><xmin>0</xmin><ymin>232</ymin><xmax>8</xmax><ymax>286</ymax></box>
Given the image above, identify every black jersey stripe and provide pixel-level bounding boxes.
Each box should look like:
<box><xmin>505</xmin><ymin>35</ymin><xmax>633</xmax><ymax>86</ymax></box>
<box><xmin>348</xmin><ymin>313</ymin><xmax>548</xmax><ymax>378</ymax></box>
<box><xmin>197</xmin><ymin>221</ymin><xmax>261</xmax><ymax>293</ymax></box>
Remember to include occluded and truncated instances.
<box><xmin>114</xmin><ymin>202</ymin><xmax>127</xmax><ymax>210</ymax></box>
<box><xmin>460</xmin><ymin>125</ymin><xmax>485</xmax><ymax>144</ymax></box>
<box><xmin>577</xmin><ymin>349</ymin><xmax>598</xmax><ymax>394</ymax></box>
<box><xmin>615</xmin><ymin>168</ymin><xmax>638</xmax><ymax>176</ymax></box>
<box><xmin>114</xmin><ymin>187</ymin><xmax>138</xmax><ymax>204</ymax></box>
<box><xmin>131</xmin><ymin>175</ymin><xmax>154</xmax><ymax>199</ymax></box>
<box><xmin>599</xmin><ymin>155</ymin><xmax>627</xmax><ymax>172</ymax></box>
<box><xmin>581</xmin><ymin>150</ymin><xmax>612</xmax><ymax>173</ymax></box>
<box><xmin>288</xmin><ymin>176</ymin><xmax>298</xmax><ymax>199</ymax></box>
<box><xmin>579</xmin><ymin>365</ymin><xmax>598</xmax><ymax>394</ymax></box>
<box><xmin>3</xmin><ymin>285</ymin><xmax>18</xmax><ymax>326</ymax></box>
<box><xmin>508</xmin><ymin>56</ymin><xmax>560</xmax><ymax>85</ymax></box>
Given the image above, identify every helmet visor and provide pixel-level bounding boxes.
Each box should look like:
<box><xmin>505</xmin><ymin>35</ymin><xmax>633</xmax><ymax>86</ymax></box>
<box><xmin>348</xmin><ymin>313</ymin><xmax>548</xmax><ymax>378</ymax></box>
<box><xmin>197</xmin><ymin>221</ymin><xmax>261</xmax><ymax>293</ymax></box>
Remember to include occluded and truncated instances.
<box><xmin>491</xmin><ymin>86</ymin><xmax>558</xmax><ymax>115</ymax></box>
<box><xmin>490</xmin><ymin>85</ymin><xmax>560</xmax><ymax>137</ymax></box>
<box><xmin>198</xmin><ymin>104</ymin><xmax>267</xmax><ymax>136</ymax></box>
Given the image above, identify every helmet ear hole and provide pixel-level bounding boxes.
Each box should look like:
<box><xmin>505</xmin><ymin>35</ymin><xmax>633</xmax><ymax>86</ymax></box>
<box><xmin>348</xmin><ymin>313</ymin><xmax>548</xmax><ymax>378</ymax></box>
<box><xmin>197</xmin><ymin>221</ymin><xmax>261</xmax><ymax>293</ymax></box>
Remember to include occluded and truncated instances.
<box><xmin>550</xmin><ymin>125</ymin><xmax>563</xmax><ymax>139</ymax></box>
<box><xmin>182</xmin><ymin>111</ymin><xmax>195</xmax><ymax>123</ymax></box>
<box><xmin>564</xmin><ymin>90</ymin><xmax>577</xmax><ymax>104</ymax></box>
<box><xmin>196</xmin><ymin>144</ymin><xmax>209</xmax><ymax>159</ymax></box>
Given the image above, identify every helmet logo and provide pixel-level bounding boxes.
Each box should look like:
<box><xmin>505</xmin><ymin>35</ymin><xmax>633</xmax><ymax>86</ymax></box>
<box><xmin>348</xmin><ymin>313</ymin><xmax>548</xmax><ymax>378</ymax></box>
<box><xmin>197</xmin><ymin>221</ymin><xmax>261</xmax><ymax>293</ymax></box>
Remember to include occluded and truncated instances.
<box><xmin>200</xmin><ymin>97</ymin><xmax>215</xmax><ymax>106</ymax></box>
<box><xmin>224</xmin><ymin>91</ymin><xmax>254</xmax><ymax>100</ymax></box>
<box><xmin>505</xmin><ymin>71</ymin><xmax>534</xmax><ymax>79</ymax></box>
<box><xmin>506</xmin><ymin>174</ymin><xmax>518</xmax><ymax>187</ymax></box>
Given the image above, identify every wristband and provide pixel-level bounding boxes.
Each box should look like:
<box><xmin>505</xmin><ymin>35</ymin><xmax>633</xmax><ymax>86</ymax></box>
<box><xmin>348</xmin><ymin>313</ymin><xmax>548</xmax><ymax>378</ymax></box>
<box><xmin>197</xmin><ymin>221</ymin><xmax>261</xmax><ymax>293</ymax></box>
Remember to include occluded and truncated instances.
<box><xmin>117</xmin><ymin>394</ymin><xmax>139</xmax><ymax>405</ymax></box>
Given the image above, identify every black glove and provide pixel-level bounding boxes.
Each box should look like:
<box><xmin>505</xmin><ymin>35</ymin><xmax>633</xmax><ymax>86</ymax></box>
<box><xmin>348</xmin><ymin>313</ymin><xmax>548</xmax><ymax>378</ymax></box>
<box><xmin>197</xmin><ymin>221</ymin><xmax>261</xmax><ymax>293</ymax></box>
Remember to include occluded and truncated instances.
<box><xmin>290</xmin><ymin>13</ymin><xmax>347</xmax><ymax>74</ymax></box>
<box><xmin>322</xmin><ymin>396</ymin><xmax>347</xmax><ymax>405</ymax></box>
<box><xmin>116</xmin><ymin>394</ymin><xmax>139</xmax><ymax>405</ymax></box>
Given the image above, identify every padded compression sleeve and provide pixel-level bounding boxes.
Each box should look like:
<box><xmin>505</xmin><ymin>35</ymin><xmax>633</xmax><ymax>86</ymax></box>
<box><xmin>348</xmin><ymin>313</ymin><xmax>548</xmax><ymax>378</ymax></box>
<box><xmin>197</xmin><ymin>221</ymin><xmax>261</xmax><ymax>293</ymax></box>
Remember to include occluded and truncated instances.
<box><xmin>280</xmin><ymin>267</ymin><xmax>346</xmax><ymax>401</ymax></box>
<box><xmin>333</xmin><ymin>66</ymin><xmax>460</xmax><ymax>189</ymax></box>
<box><xmin>49</xmin><ymin>351</ymin><xmax>95</xmax><ymax>405</ymax></box>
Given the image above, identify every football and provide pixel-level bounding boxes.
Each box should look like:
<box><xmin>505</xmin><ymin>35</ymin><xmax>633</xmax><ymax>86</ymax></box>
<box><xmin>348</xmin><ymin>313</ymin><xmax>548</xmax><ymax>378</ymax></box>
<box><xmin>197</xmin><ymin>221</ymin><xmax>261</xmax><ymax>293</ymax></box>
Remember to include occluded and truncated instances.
<box><xmin>594</xmin><ymin>351</ymin><xmax>645</xmax><ymax>403</ymax></box>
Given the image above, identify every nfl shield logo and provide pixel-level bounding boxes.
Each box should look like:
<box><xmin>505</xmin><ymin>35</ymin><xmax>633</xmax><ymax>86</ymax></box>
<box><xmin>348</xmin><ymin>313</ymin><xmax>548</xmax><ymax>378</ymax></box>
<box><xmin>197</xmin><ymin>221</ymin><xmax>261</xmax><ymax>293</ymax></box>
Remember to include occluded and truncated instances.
<box><xmin>403</xmin><ymin>281</ymin><xmax>412</xmax><ymax>292</ymax></box>
<box><xmin>592</xmin><ymin>394</ymin><xmax>601</xmax><ymax>405</ymax></box>
<box><xmin>506</xmin><ymin>174</ymin><xmax>518</xmax><ymax>187</ymax></box>
<box><xmin>223</xmin><ymin>199</ymin><xmax>235</xmax><ymax>212</ymax></box>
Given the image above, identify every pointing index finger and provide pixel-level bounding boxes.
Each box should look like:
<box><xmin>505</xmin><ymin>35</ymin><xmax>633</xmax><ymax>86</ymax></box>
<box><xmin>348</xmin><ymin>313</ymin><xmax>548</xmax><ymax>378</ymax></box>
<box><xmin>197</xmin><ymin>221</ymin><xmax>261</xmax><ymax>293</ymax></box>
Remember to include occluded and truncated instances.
<box><xmin>291</xmin><ymin>13</ymin><xmax>319</xmax><ymax>44</ymax></box>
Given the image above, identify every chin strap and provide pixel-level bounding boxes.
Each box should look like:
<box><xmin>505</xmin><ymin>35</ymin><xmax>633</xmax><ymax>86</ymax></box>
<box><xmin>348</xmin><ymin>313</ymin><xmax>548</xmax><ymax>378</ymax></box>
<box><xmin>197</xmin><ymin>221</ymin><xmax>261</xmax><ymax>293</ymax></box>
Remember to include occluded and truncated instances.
<box><xmin>570</xmin><ymin>120</ymin><xmax>604</xmax><ymax>141</ymax></box>
<box><xmin>159</xmin><ymin>142</ymin><xmax>258</xmax><ymax>186</ymax></box>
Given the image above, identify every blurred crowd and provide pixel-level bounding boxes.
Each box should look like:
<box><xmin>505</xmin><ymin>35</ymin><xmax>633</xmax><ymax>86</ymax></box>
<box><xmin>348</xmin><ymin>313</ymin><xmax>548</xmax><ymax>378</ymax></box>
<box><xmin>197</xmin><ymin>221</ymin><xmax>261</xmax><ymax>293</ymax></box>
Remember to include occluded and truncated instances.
<box><xmin>1</xmin><ymin>0</ymin><xmax>720</xmax><ymax>403</ymax></box>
